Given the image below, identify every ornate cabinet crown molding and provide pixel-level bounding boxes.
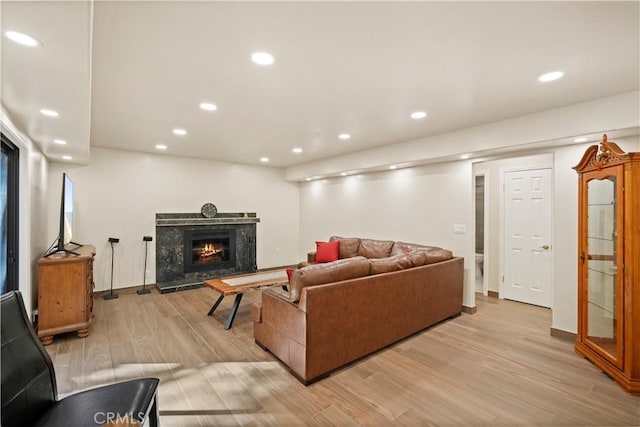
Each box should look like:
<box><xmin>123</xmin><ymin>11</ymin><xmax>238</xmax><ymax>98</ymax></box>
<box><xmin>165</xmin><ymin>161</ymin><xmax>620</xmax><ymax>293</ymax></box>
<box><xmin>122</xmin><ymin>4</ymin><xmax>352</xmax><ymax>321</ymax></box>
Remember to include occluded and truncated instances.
<box><xmin>573</xmin><ymin>134</ymin><xmax>638</xmax><ymax>173</ymax></box>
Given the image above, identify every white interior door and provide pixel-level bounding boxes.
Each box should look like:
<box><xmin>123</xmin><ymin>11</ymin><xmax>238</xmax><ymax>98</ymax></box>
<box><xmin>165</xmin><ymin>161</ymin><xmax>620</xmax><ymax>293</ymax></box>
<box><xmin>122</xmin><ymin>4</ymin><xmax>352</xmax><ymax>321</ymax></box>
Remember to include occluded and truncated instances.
<box><xmin>503</xmin><ymin>169</ymin><xmax>552</xmax><ymax>307</ymax></box>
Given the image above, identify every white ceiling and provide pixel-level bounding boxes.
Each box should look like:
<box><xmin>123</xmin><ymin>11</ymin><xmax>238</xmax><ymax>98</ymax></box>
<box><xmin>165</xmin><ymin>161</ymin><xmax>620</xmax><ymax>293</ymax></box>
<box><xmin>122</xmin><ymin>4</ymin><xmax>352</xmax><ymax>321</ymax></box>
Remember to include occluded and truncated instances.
<box><xmin>1</xmin><ymin>1</ymin><xmax>639</xmax><ymax>167</ymax></box>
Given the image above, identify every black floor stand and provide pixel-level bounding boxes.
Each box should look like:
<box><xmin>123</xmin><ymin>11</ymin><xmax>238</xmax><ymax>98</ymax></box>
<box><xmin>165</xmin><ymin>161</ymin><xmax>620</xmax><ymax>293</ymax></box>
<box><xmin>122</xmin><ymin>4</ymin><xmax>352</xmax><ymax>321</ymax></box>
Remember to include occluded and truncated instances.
<box><xmin>104</xmin><ymin>239</ymin><xmax>119</xmax><ymax>300</ymax></box>
<box><xmin>137</xmin><ymin>237</ymin><xmax>151</xmax><ymax>295</ymax></box>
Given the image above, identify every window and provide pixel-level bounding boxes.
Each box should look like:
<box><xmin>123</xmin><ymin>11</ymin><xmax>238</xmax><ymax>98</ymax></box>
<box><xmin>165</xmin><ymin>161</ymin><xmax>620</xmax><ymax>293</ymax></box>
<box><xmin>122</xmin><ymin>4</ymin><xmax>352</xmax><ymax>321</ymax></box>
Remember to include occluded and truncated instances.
<box><xmin>1</xmin><ymin>133</ymin><xmax>19</xmax><ymax>294</ymax></box>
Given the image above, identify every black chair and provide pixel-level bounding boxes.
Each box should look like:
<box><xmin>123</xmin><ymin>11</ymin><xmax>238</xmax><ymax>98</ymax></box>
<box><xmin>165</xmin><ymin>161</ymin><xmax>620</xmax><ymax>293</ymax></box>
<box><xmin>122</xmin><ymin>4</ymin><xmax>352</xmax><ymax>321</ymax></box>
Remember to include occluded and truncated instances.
<box><xmin>1</xmin><ymin>291</ymin><xmax>159</xmax><ymax>426</ymax></box>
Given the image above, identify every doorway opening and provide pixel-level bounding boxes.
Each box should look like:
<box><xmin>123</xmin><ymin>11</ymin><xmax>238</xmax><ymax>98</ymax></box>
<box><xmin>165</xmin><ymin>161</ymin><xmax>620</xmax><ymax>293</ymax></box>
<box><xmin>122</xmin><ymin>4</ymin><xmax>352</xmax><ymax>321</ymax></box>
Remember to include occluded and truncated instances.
<box><xmin>1</xmin><ymin>133</ymin><xmax>19</xmax><ymax>295</ymax></box>
<box><xmin>475</xmin><ymin>175</ymin><xmax>485</xmax><ymax>294</ymax></box>
<box><xmin>474</xmin><ymin>173</ymin><xmax>489</xmax><ymax>296</ymax></box>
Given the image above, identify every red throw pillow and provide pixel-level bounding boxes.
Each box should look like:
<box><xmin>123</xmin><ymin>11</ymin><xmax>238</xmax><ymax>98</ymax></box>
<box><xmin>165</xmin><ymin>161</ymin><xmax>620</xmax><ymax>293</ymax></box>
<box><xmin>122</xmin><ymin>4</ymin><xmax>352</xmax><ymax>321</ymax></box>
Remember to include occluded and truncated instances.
<box><xmin>286</xmin><ymin>268</ymin><xmax>294</xmax><ymax>283</ymax></box>
<box><xmin>316</xmin><ymin>240</ymin><xmax>339</xmax><ymax>263</ymax></box>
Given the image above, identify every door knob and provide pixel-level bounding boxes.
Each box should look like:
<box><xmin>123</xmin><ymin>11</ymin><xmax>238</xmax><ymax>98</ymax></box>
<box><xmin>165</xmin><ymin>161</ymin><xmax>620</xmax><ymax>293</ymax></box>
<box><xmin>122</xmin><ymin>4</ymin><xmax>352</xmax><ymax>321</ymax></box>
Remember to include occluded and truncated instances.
<box><xmin>542</xmin><ymin>245</ymin><xmax>550</xmax><ymax>250</ymax></box>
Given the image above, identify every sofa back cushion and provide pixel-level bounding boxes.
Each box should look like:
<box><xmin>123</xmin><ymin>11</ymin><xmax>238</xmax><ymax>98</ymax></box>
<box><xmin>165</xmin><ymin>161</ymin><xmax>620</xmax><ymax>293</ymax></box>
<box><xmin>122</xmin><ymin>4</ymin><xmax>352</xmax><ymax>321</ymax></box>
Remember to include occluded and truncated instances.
<box><xmin>289</xmin><ymin>256</ymin><xmax>370</xmax><ymax>303</ymax></box>
<box><xmin>390</xmin><ymin>242</ymin><xmax>439</xmax><ymax>256</ymax></box>
<box><xmin>329</xmin><ymin>236</ymin><xmax>361</xmax><ymax>259</ymax></box>
<box><xmin>357</xmin><ymin>239</ymin><xmax>395</xmax><ymax>259</ymax></box>
<box><xmin>369</xmin><ymin>255</ymin><xmax>413</xmax><ymax>274</ymax></box>
<box><xmin>408</xmin><ymin>248</ymin><xmax>453</xmax><ymax>267</ymax></box>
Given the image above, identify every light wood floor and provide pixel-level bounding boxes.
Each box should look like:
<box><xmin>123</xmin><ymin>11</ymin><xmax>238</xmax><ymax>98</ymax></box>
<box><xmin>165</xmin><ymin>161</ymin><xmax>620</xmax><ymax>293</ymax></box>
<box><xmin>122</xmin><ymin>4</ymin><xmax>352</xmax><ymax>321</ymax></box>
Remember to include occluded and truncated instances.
<box><xmin>45</xmin><ymin>288</ymin><xmax>640</xmax><ymax>426</ymax></box>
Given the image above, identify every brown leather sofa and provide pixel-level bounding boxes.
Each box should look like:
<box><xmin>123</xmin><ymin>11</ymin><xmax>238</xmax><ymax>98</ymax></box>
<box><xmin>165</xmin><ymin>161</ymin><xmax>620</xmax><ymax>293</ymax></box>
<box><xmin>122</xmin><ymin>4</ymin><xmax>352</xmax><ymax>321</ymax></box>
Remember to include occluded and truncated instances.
<box><xmin>252</xmin><ymin>236</ymin><xmax>464</xmax><ymax>385</ymax></box>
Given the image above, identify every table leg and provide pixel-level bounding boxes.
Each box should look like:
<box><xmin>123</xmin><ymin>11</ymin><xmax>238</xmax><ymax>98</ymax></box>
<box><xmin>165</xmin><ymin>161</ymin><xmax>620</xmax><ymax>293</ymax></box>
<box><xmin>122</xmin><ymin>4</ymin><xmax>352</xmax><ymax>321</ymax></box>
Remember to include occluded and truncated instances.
<box><xmin>224</xmin><ymin>294</ymin><xmax>244</xmax><ymax>330</ymax></box>
<box><xmin>207</xmin><ymin>294</ymin><xmax>225</xmax><ymax>316</ymax></box>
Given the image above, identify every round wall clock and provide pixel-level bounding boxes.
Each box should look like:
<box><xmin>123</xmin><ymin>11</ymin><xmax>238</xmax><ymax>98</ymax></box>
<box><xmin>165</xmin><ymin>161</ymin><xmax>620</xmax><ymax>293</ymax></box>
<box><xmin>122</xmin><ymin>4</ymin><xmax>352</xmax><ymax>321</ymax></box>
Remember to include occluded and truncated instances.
<box><xmin>201</xmin><ymin>203</ymin><xmax>218</xmax><ymax>218</ymax></box>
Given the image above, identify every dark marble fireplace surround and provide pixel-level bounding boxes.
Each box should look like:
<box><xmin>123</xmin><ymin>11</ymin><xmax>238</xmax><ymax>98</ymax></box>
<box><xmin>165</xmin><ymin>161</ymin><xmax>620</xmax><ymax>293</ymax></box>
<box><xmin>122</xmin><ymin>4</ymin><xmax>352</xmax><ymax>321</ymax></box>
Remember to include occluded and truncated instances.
<box><xmin>155</xmin><ymin>212</ymin><xmax>259</xmax><ymax>293</ymax></box>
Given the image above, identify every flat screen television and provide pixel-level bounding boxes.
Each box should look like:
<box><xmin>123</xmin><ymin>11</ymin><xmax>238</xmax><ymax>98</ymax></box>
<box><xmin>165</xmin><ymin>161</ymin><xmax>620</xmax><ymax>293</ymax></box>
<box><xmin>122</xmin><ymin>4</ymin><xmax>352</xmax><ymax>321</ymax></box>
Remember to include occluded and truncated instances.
<box><xmin>45</xmin><ymin>172</ymin><xmax>82</xmax><ymax>256</ymax></box>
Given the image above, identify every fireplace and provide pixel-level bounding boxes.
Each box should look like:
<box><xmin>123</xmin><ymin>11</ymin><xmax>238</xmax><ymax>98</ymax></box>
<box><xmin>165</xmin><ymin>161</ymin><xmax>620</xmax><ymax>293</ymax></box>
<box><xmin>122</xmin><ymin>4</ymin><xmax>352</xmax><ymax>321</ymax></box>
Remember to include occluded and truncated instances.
<box><xmin>155</xmin><ymin>212</ymin><xmax>259</xmax><ymax>293</ymax></box>
<box><xmin>183</xmin><ymin>230</ymin><xmax>236</xmax><ymax>273</ymax></box>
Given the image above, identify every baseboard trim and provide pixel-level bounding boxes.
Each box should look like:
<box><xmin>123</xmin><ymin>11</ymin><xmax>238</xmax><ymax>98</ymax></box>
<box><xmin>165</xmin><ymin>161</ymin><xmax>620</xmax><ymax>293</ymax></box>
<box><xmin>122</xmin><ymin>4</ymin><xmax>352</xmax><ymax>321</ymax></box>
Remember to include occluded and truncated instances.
<box><xmin>95</xmin><ymin>284</ymin><xmax>157</xmax><ymax>297</ymax></box>
<box><xmin>487</xmin><ymin>290</ymin><xmax>499</xmax><ymax>298</ymax></box>
<box><xmin>462</xmin><ymin>305</ymin><xmax>477</xmax><ymax>314</ymax></box>
<box><xmin>550</xmin><ymin>327</ymin><xmax>576</xmax><ymax>341</ymax></box>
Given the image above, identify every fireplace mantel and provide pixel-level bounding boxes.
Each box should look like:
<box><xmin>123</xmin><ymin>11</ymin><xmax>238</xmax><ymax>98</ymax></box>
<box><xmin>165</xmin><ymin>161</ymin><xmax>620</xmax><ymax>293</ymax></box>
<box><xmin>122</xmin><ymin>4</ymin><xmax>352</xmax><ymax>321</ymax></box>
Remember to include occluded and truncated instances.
<box><xmin>155</xmin><ymin>212</ymin><xmax>258</xmax><ymax>293</ymax></box>
<box><xmin>155</xmin><ymin>212</ymin><xmax>260</xmax><ymax>227</ymax></box>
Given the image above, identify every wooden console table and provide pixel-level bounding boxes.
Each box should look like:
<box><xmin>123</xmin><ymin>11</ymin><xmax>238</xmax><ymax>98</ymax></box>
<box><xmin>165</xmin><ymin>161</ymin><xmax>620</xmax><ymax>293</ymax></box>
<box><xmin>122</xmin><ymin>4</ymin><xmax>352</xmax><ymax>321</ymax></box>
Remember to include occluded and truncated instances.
<box><xmin>37</xmin><ymin>244</ymin><xmax>95</xmax><ymax>345</ymax></box>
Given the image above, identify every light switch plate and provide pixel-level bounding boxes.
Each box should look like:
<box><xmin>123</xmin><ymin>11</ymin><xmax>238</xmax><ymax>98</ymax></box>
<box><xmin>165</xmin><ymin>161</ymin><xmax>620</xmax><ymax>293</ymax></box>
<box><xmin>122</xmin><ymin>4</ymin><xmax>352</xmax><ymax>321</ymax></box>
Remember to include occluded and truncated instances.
<box><xmin>453</xmin><ymin>224</ymin><xmax>467</xmax><ymax>234</ymax></box>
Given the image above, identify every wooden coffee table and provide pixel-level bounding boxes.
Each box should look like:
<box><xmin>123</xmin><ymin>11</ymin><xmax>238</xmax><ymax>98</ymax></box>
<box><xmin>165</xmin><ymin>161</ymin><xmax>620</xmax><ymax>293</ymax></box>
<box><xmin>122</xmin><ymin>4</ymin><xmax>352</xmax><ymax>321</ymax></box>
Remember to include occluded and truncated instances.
<box><xmin>204</xmin><ymin>270</ymin><xmax>288</xmax><ymax>329</ymax></box>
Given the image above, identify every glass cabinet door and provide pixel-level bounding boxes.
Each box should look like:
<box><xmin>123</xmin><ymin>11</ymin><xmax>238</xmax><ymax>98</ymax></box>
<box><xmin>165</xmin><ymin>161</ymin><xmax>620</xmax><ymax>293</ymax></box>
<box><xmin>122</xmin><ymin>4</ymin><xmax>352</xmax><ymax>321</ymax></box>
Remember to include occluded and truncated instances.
<box><xmin>585</xmin><ymin>173</ymin><xmax>623</xmax><ymax>368</ymax></box>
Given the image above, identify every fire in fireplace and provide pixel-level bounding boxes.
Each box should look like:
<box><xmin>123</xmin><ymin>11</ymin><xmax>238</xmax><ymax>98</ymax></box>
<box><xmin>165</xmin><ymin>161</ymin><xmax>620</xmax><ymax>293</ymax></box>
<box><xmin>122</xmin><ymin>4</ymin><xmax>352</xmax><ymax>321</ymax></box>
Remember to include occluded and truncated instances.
<box><xmin>193</xmin><ymin>239</ymin><xmax>228</xmax><ymax>265</ymax></box>
<box><xmin>183</xmin><ymin>230</ymin><xmax>236</xmax><ymax>273</ymax></box>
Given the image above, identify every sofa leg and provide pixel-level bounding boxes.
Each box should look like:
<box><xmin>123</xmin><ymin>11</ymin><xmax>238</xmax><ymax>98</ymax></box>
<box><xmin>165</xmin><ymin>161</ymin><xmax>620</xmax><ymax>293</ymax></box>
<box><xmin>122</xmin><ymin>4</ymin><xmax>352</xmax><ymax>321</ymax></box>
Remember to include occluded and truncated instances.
<box><xmin>302</xmin><ymin>372</ymin><xmax>330</xmax><ymax>386</ymax></box>
<box><xmin>255</xmin><ymin>339</ymin><xmax>268</xmax><ymax>351</ymax></box>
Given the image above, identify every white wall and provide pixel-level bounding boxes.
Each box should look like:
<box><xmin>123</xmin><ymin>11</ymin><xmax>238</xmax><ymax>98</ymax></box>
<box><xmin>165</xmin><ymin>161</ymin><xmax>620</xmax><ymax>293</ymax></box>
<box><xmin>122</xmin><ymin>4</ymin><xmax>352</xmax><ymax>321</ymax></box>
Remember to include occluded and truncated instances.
<box><xmin>287</xmin><ymin>91</ymin><xmax>640</xmax><ymax>180</ymax></box>
<box><xmin>472</xmin><ymin>135</ymin><xmax>640</xmax><ymax>334</ymax></box>
<box><xmin>48</xmin><ymin>147</ymin><xmax>299</xmax><ymax>292</ymax></box>
<box><xmin>298</xmin><ymin>161</ymin><xmax>476</xmax><ymax>309</ymax></box>
<box><xmin>2</xmin><ymin>108</ymin><xmax>49</xmax><ymax>318</ymax></box>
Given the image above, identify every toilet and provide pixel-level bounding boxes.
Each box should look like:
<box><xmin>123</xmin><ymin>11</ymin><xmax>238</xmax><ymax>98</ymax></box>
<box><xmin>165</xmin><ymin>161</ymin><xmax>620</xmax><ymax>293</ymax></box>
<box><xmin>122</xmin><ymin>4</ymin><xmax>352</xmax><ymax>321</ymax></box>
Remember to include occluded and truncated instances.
<box><xmin>475</xmin><ymin>253</ymin><xmax>484</xmax><ymax>278</ymax></box>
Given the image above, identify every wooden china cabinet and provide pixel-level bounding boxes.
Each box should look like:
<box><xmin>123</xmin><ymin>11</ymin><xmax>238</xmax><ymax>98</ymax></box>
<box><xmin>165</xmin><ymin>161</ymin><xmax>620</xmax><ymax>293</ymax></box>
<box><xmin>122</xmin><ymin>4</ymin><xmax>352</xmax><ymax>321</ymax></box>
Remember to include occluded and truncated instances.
<box><xmin>573</xmin><ymin>134</ymin><xmax>639</xmax><ymax>394</ymax></box>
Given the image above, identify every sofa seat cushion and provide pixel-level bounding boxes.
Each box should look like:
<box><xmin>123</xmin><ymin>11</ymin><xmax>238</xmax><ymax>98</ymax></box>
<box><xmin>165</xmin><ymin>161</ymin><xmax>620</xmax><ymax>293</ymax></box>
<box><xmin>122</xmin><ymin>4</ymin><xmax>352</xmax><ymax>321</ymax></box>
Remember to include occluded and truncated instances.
<box><xmin>297</xmin><ymin>261</ymin><xmax>314</xmax><ymax>268</ymax></box>
<box><xmin>357</xmin><ymin>239</ymin><xmax>395</xmax><ymax>259</ymax></box>
<box><xmin>329</xmin><ymin>236</ymin><xmax>361</xmax><ymax>259</ymax></box>
<box><xmin>369</xmin><ymin>255</ymin><xmax>413</xmax><ymax>274</ymax></box>
<box><xmin>288</xmin><ymin>256</ymin><xmax>370</xmax><ymax>303</ymax></box>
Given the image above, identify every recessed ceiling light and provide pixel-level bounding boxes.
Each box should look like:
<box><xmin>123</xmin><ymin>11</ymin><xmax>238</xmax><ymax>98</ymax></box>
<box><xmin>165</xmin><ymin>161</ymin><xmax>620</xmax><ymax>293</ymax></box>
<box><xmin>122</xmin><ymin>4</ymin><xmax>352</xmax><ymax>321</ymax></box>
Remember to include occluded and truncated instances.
<box><xmin>460</xmin><ymin>154</ymin><xmax>470</xmax><ymax>159</ymax></box>
<box><xmin>200</xmin><ymin>102</ymin><xmax>217</xmax><ymax>111</ymax></box>
<box><xmin>340</xmin><ymin>172</ymin><xmax>347</xmax><ymax>176</ymax></box>
<box><xmin>53</xmin><ymin>139</ymin><xmax>67</xmax><ymax>145</ymax></box>
<box><xmin>389</xmin><ymin>165</ymin><xmax>397</xmax><ymax>170</ymax></box>
<box><xmin>338</xmin><ymin>133</ymin><xmax>351</xmax><ymax>140</ymax></box>
<box><xmin>260</xmin><ymin>157</ymin><xmax>269</xmax><ymax>163</ymax></box>
<box><xmin>538</xmin><ymin>71</ymin><xmax>564</xmax><ymax>82</ymax></box>
<box><xmin>410</xmin><ymin>111</ymin><xmax>427</xmax><ymax>120</ymax></box>
<box><xmin>40</xmin><ymin>109</ymin><xmax>59</xmax><ymax>117</ymax></box>
<box><xmin>251</xmin><ymin>52</ymin><xmax>274</xmax><ymax>66</ymax></box>
<box><xmin>305</xmin><ymin>177</ymin><xmax>312</xmax><ymax>181</ymax></box>
<box><xmin>172</xmin><ymin>128</ymin><xmax>187</xmax><ymax>136</ymax></box>
<box><xmin>574</xmin><ymin>137</ymin><xmax>587</xmax><ymax>143</ymax></box>
<box><xmin>292</xmin><ymin>147</ymin><xmax>303</xmax><ymax>154</ymax></box>
<box><xmin>155</xmin><ymin>144</ymin><xmax>168</xmax><ymax>150</ymax></box>
<box><xmin>62</xmin><ymin>155</ymin><xmax>72</xmax><ymax>160</ymax></box>
<box><xmin>5</xmin><ymin>30</ymin><xmax>40</xmax><ymax>47</ymax></box>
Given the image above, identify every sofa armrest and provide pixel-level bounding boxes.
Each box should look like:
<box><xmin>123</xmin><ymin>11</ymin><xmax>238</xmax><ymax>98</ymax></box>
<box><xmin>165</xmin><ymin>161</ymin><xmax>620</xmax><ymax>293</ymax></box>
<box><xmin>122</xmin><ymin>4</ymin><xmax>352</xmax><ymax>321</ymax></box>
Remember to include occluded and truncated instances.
<box><xmin>262</xmin><ymin>287</ymin><xmax>294</xmax><ymax>305</ymax></box>
<box><xmin>307</xmin><ymin>251</ymin><xmax>316</xmax><ymax>263</ymax></box>
<box><xmin>251</xmin><ymin>302</ymin><xmax>262</xmax><ymax>323</ymax></box>
<box><xmin>260</xmin><ymin>288</ymin><xmax>306</xmax><ymax>339</ymax></box>
<box><xmin>254</xmin><ymin>288</ymin><xmax>308</xmax><ymax>379</ymax></box>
